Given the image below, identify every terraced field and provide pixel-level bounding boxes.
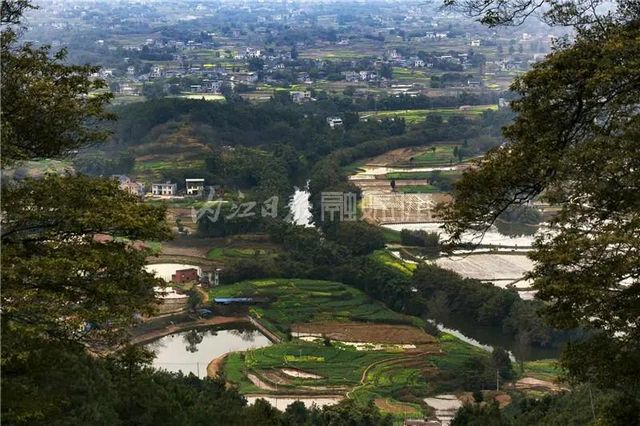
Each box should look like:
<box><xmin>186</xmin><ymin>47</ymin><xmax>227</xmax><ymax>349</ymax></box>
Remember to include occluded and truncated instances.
<box><xmin>209</xmin><ymin>278</ymin><xmax>501</xmax><ymax>419</ymax></box>
<box><xmin>221</xmin><ymin>332</ymin><xmax>489</xmax><ymax>420</ymax></box>
<box><xmin>210</xmin><ymin>279</ymin><xmax>424</xmax><ymax>337</ymax></box>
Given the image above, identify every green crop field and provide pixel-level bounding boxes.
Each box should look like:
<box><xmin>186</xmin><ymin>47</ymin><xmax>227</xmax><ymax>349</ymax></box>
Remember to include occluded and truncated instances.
<box><xmin>224</xmin><ymin>342</ymin><xmax>396</xmax><ymax>392</ymax></box>
<box><xmin>210</xmin><ymin>279</ymin><xmax>422</xmax><ymax>336</ymax></box>
<box><xmin>392</xmin><ymin>67</ymin><xmax>431</xmax><ymax>84</ymax></box>
<box><xmin>361</xmin><ymin>105</ymin><xmax>497</xmax><ymax>124</ymax></box>
<box><xmin>221</xmin><ymin>333</ymin><xmax>490</xmax><ymax>419</ymax></box>
<box><xmin>408</xmin><ymin>145</ymin><xmax>459</xmax><ymax>166</ymax></box>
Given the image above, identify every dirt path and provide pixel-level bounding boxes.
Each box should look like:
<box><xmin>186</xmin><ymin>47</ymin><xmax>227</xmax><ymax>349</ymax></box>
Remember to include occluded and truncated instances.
<box><xmin>207</xmin><ymin>353</ymin><xmax>229</xmax><ymax>378</ymax></box>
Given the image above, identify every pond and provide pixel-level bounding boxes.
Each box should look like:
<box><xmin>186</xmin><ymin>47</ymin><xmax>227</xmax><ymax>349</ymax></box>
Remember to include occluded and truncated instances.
<box><xmin>144</xmin><ymin>263</ymin><xmax>201</xmax><ymax>282</ymax></box>
<box><xmin>433</xmin><ymin>316</ymin><xmax>561</xmax><ymax>361</ymax></box>
<box><xmin>146</xmin><ymin>327</ymin><xmax>272</xmax><ymax>378</ymax></box>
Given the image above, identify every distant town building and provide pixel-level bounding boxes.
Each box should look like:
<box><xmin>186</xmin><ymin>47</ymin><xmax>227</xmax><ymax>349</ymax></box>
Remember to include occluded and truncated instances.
<box><xmin>342</xmin><ymin>71</ymin><xmax>359</xmax><ymax>82</ymax></box>
<box><xmin>151</xmin><ymin>182</ymin><xmax>177</xmax><ymax>196</ymax></box>
<box><xmin>326</xmin><ymin>117</ymin><xmax>343</xmax><ymax>128</ymax></box>
<box><xmin>290</xmin><ymin>90</ymin><xmax>311</xmax><ymax>103</ymax></box>
<box><xmin>185</xmin><ymin>178</ymin><xmax>205</xmax><ymax>196</ymax></box>
<box><xmin>113</xmin><ymin>175</ymin><xmax>144</xmax><ymax>197</ymax></box>
<box><xmin>470</xmin><ymin>39</ymin><xmax>481</xmax><ymax>47</ymax></box>
<box><xmin>150</xmin><ymin>65</ymin><xmax>163</xmax><ymax>78</ymax></box>
<box><xmin>171</xmin><ymin>268</ymin><xmax>199</xmax><ymax>284</ymax></box>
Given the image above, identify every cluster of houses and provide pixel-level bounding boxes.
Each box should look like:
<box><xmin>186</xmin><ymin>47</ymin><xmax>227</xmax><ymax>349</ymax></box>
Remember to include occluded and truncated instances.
<box><xmin>114</xmin><ymin>176</ymin><xmax>207</xmax><ymax>199</ymax></box>
<box><xmin>150</xmin><ymin>178</ymin><xmax>206</xmax><ymax>197</ymax></box>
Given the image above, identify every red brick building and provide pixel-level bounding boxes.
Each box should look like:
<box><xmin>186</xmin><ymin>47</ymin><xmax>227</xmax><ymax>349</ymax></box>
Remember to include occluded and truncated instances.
<box><xmin>171</xmin><ymin>268</ymin><xmax>199</xmax><ymax>284</ymax></box>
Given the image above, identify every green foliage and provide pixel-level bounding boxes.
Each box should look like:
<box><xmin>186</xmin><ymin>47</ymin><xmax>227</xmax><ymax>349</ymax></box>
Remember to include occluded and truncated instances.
<box><xmin>452</xmin><ymin>401</ymin><xmax>506</xmax><ymax>425</ymax></box>
<box><xmin>1</xmin><ymin>23</ymin><xmax>113</xmax><ymax>166</ymax></box>
<box><xmin>492</xmin><ymin>347</ymin><xmax>514</xmax><ymax>380</ymax></box>
<box><xmin>400</xmin><ymin>230</ymin><xmax>440</xmax><ymax>257</ymax></box>
<box><xmin>412</xmin><ymin>265</ymin><xmax>568</xmax><ymax>348</ymax></box>
<box><xmin>380</xmin><ymin>227</ymin><xmax>402</xmax><ymax>244</ymax></box>
<box><xmin>497</xmin><ymin>204</ymin><xmax>542</xmax><ymax>225</ymax></box>
<box><xmin>2</xmin><ymin>175</ymin><xmax>171</xmax><ymax>349</ymax></box>
<box><xmin>328</xmin><ymin>221</ymin><xmax>386</xmax><ymax>256</ymax></box>
<box><xmin>1</xmin><ymin>339</ymin><xmax>256</xmax><ymax>425</ymax></box>
<box><xmin>441</xmin><ymin>14</ymin><xmax>640</xmax><ymax>395</ymax></box>
<box><xmin>506</xmin><ymin>386</ymin><xmax>640</xmax><ymax>425</ymax></box>
<box><xmin>73</xmin><ymin>151</ymin><xmax>136</xmax><ymax>176</ymax></box>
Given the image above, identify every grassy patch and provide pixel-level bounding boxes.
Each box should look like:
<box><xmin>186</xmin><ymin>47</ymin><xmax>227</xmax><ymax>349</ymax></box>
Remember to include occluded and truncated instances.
<box><xmin>522</xmin><ymin>359</ymin><xmax>561</xmax><ymax>382</ymax></box>
<box><xmin>370</xmin><ymin>250</ymin><xmax>416</xmax><ymax>276</ymax></box>
<box><xmin>381</xmin><ymin>227</ymin><xmax>402</xmax><ymax>244</ymax></box>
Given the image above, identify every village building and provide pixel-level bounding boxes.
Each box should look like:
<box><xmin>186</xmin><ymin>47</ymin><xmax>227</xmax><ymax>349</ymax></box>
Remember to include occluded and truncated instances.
<box><xmin>113</xmin><ymin>175</ymin><xmax>145</xmax><ymax>197</ymax></box>
<box><xmin>171</xmin><ymin>268</ymin><xmax>200</xmax><ymax>284</ymax></box>
<box><xmin>290</xmin><ymin>90</ymin><xmax>312</xmax><ymax>103</ymax></box>
<box><xmin>326</xmin><ymin>117</ymin><xmax>343</xmax><ymax>128</ymax></box>
<box><xmin>185</xmin><ymin>178</ymin><xmax>205</xmax><ymax>196</ymax></box>
<box><xmin>151</xmin><ymin>182</ymin><xmax>177</xmax><ymax>196</ymax></box>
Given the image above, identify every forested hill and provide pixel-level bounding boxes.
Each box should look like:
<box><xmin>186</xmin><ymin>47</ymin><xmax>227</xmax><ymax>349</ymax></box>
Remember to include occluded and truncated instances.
<box><xmin>77</xmin><ymin>96</ymin><xmax>512</xmax><ymax>188</ymax></box>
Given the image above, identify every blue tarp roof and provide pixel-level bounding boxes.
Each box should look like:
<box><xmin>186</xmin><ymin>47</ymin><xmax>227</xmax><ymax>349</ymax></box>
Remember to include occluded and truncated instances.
<box><xmin>213</xmin><ymin>297</ymin><xmax>254</xmax><ymax>304</ymax></box>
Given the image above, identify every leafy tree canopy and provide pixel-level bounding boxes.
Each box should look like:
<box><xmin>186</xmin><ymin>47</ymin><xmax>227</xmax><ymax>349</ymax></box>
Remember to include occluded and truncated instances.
<box><xmin>441</xmin><ymin>2</ymin><xmax>640</xmax><ymax>393</ymax></box>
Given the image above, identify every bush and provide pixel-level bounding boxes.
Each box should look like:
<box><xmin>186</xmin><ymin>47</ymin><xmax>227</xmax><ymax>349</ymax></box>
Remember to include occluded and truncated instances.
<box><xmin>400</xmin><ymin>229</ymin><xmax>440</xmax><ymax>257</ymax></box>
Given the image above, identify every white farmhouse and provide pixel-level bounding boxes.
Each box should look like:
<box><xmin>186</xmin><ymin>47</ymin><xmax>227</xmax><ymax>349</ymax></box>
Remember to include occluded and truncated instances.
<box><xmin>326</xmin><ymin>117</ymin><xmax>343</xmax><ymax>128</ymax></box>
<box><xmin>185</xmin><ymin>178</ymin><xmax>205</xmax><ymax>196</ymax></box>
<box><xmin>151</xmin><ymin>182</ymin><xmax>177</xmax><ymax>196</ymax></box>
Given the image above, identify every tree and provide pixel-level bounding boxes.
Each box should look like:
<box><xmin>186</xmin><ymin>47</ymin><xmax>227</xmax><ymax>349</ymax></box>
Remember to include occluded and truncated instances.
<box><xmin>452</xmin><ymin>401</ymin><xmax>506</xmax><ymax>425</ymax></box>
<box><xmin>187</xmin><ymin>289</ymin><xmax>204</xmax><ymax>311</ymax></box>
<box><xmin>440</xmin><ymin>1</ymin><xmax>640</xmax><ymax>394</ymax></box>
<box><xmin>379</xmin><ymin>62</ymin><xmax>393</xmax><ymax>79</ymax></box>
<box><xmin>1</xmin><ymin>1</ymin><xmax>171</xmax><ymax>421</ymax></box>
<box><xmin>329</xmin><ymin>221</ymin><xmax>386</xmax><ymax>256</ymax></box>
<box><xmin>444</xmin><ymin>0</ymin><xmax>634</xmax><ymax>27</ymax></box>
<box><xmin>1</xmin><ymin>16</ymin><xmax>113</xmax><ymax>165</ymax></box>
<box><xmin>491</xmin><ymin>347</ymin><xmax>514</xmax><ymax>381</ymax></box>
